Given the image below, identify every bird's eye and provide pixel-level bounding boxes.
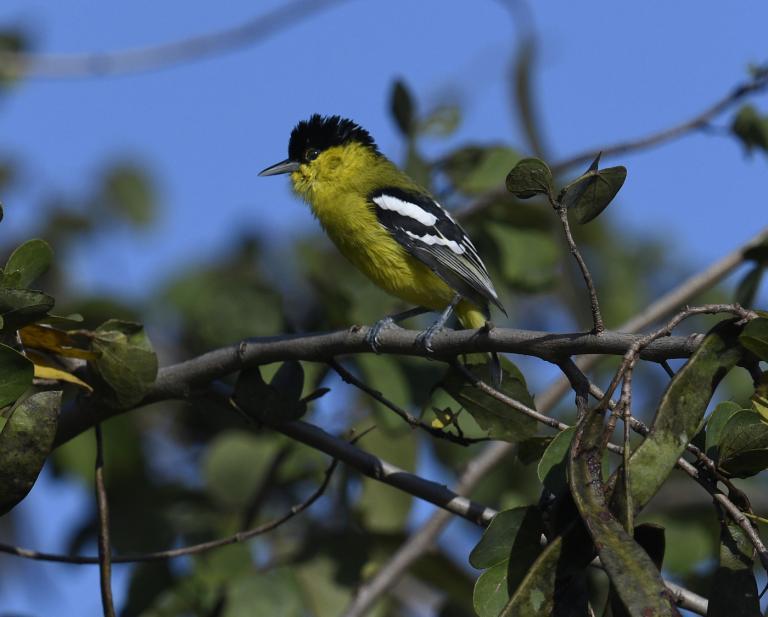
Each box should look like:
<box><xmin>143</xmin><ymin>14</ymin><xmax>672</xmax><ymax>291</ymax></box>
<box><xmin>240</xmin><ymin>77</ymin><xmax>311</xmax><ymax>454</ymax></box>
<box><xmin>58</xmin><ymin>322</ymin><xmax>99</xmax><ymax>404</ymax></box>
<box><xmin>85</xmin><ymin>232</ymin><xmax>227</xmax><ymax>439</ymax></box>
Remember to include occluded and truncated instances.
<box><xmin>304</xmin><ymin>148</ymin><xmax>320</xmax><ymax>161</ymax></box>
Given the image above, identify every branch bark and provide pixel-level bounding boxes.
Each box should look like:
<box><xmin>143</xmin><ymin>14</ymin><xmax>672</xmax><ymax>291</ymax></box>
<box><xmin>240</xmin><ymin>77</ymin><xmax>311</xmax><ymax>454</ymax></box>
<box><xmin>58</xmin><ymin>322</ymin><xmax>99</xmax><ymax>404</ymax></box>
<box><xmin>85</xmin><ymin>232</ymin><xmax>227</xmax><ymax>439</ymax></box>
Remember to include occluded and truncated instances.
<box><xmin>54</xmin><ymin>328</ymin><xmax>701</xmax><ymax>447</ymax></box>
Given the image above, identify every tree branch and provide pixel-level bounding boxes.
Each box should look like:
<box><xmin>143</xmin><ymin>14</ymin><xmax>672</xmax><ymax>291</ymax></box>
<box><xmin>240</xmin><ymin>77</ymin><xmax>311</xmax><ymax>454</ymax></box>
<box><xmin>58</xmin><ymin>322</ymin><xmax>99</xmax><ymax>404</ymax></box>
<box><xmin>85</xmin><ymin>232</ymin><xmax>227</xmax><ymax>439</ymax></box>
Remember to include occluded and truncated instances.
<box><xmin>51</xmin><ymin>326</ymin><xmax>706</xmax><ymax>448</ymax></box>
<box><xmin>458</xmin><ymin>69</ymin><xmax>768</xmax><ymax>220</ymax></box>
<box><xmin>0</xmin><ymin>0</ymin><xmax>349</xmax><ymax>79</ymax></box>
<box><xmin>554</xmin><ymin>200</ymin><xmax>604</xmax><ymax>334</ymax></box>
<box><xmin>0</xmin><ymin>450</ymin><xmax>341</xmax><ymax>565</ymax></box>
<box><xmin>549</xmin><ymin>65</ymin><xmax>768</xmax><ymax>173</ymax></box>
<box><xmin>94</xmin><ymin>424</ymin><xmax>115</xmax><ymax>617</ymax></box>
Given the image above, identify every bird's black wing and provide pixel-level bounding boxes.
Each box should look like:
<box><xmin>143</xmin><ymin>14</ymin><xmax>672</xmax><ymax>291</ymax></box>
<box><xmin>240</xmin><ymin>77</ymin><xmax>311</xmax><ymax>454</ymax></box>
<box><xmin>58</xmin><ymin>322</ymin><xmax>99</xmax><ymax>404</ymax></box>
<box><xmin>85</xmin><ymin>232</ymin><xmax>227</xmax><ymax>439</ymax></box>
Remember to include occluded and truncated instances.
<box><xmin>369</xmin><ymin>187</ymin><xmax>504</xmax><ymax>315</ymax></box>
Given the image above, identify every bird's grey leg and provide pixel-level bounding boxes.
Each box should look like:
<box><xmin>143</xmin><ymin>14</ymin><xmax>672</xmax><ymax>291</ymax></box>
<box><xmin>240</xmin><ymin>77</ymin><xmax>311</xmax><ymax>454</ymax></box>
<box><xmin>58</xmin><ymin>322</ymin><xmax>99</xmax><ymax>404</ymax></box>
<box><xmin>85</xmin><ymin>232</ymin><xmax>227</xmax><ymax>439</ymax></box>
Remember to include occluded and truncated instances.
<box><xmin>417</xmin><ymin>294</ymin><xmax>462</xmax><ymax>353</ymax></box>
<box><xmin>366</xmin><ymin>306</ymin><xmax>431</xmax><ymax>352</ymax></box>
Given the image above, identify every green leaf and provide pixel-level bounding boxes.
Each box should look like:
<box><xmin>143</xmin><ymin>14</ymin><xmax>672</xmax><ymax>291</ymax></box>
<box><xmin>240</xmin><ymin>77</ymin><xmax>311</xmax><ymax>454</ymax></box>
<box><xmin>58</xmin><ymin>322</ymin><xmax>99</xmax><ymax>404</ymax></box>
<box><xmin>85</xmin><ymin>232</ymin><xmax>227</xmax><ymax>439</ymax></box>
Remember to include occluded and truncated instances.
<box><xmin>731</xmin><ymin>104</ymin><xmax>768</xmax><ymax>154</ymax></box>
<box><xmin>516</xmin><ymin>435</ymin><xmax>553</xmax><ymax>465</ymax></box>
<box><xmin>5</xmin><ymin>239</ymin><xmax>53</xmax><ymax>288</ymax></box>
<box><xmin>0</xmin><ymin>343</ymin><xmax>33</xmax><ymax>407</ymax></box>
<box><xmin>717</xmin><ymin>409</ymin><xmax>768</xmax><ymax>478</ymax></box>
<box><xmin>225</xmin><ymin>568</ymin><xmax>305</xmax><ymax>617</ymax></box>
<box><xmin>751</xmin><ymin>372</ymin><xmax>768</xmax><ymax>422</ymax></box>
<box><xmin>559</xmin><ymin>154</ymin><xmax>627</xmax><ymax>224</ymax></box>
<box><xmin>0</xmin><ymin>390</ymin><xmax>61</xmax><ymax>515</ymax></box>
<box><xmin>707</xmin><ymin>515</ymin><xmax>760</xmax><ymax>616</ymax></box>
<box><xmin>470</xmin><ymin>506</ymin><xmax>544</xmax><ymax>569</ymax></box>
<box><xmin>470</xmin><ymin>508</ymin><xmax>545</xmax><ymax>617</ymax></box>
<box><xmin>90</xmin><ymin>319</ymin><xmax>158</xmax><ymax>407</ymax></box>
<box><xmin>0</xmin><ymin>269</ymin><xmax>21</xmax><ymax>289</ymax></box>
<box><xmin>202</xmin><ymin>430</ymin><xmax>280</xmax><ymax>510</ymax></box>
<box><xmin>612</xmin><ymin>319</ymin><xmax>746</xmax><ymax>513</ymax></box>
<box><xmin>233</xmin><ymin>361</ymin><xmax>307</xmax><ymax>423</ymax></box>
<box><xmin>500</xmin><ymin>527</ymin><xmax>593</xmax><ymax>616</ymax></box>
<box><xmin>738</xmin><ymin>317</ymin><xmax>768</xmax><ymax>360</ymax></box>
<box><xmin>568</xmin><ymin>406</ymin><xmax>678</xmax><ymax>616</ymax></box>
<box><xmin>355</xmin><ymin>355</ymin><xmax>411</xmax><ymax>430</ymax></box>
<box><xmin>0</xmin><ymin>288</ymin><xmax>55</xmax><ymax>331</ymax></box>
<box><xmin>100</xmin><ymin>164</ymin><xmax>156</xmax><ymax>226</ymax></box>
<box><xmin>603</xmin><ymin>525</ymin><xmax>667</xmax><ymax>617</ymax></box>
<box><xmin>537</xmin><ymin>426</ymin><xmax>576</xmax><ymax>495</ymax></box>
<box><xmin>706</xmin><ymin>401</ymin><xmax>743</xmax><ymax>462</ymax></box>
<box><xmin>473</xmin><ymin>562</ymin><xmax>512</xmax><ymax>617</ymax></box>
<box><xmin>442</xmin><ymin>146</ymin><xmax>520</xmax><ymax>195</ymax></box>
<box><xmin>734</xmin><ymin>266</ymin><xmax>763</xmax><ymax>308</ymax></box>
<box><xmin>390</xmin><ymin>79</ymin><xmax>415</xmax><ymax>136</ymax></box>
<box><xmin>485</xmin><ymin>223</ymin><xmax>559</xmax><ymax>292</ymax></box>
<box><xmin>441</xmin><ymin>358</ymin><xmax>537</xmax><ymax>443</ymax></box>
<box><xmin>358</xmin><ymin>426</ymin><xmax>416</xmax><ymax>532</ymax></box>
<box><xmin>505</xmin><ymin>157</ymin><xmax>553</xmax><ymax>199</ymax></box>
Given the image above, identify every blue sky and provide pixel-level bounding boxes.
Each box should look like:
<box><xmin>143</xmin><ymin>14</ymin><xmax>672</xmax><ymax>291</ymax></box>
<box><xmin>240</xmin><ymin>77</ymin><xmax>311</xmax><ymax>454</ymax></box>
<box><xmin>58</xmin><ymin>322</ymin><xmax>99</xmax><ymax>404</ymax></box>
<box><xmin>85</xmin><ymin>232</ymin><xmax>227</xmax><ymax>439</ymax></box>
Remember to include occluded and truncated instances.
<box><xmin>0</xmin><ymin>1</ymin><xmax>767</xmax><ymax>614</ymax></box>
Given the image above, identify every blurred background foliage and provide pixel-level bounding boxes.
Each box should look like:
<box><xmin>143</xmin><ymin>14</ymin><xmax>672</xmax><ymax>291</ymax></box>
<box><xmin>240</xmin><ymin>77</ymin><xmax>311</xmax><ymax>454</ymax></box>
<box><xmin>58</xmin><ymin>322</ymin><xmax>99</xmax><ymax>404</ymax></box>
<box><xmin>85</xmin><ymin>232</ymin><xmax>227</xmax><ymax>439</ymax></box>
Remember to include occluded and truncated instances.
<box><xmin>0</xmin><ymin>5</ymin><xmax>768</xmax><ymax>617</ymax></box>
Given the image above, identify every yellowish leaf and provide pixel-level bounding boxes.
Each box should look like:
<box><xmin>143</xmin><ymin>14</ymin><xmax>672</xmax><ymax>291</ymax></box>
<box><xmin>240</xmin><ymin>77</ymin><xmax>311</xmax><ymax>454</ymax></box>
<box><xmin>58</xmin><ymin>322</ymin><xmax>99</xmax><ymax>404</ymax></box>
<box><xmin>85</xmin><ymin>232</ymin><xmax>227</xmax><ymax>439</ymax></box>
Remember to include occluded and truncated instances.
<box><xmin>27</xmin><ymin>350</ymin><xmax>93</xmax><ymax>392</ymax></box>
<box><xmin>753</xmin><ymin>372</ymin><xmax>768</xmax><ymax>422</ymax></box>
<box><xmin>20</xmin><ymin>324</ymin><xmax>96</xmax><ymax>360</ymax></box>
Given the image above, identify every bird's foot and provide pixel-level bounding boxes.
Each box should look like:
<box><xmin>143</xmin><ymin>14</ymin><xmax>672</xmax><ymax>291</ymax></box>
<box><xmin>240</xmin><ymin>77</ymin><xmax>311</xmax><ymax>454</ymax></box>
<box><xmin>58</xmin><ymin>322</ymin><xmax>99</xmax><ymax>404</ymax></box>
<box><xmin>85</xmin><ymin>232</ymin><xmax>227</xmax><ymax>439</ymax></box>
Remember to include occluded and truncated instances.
<box><xmin>416</xmin><ymin>322</ymin><xmax>443</xmax><ymax>354</ymax></box>
<box><xmin>366</xmin><ymin>316</ymin><xmax>395</xmax><ymax>352</ymax></box>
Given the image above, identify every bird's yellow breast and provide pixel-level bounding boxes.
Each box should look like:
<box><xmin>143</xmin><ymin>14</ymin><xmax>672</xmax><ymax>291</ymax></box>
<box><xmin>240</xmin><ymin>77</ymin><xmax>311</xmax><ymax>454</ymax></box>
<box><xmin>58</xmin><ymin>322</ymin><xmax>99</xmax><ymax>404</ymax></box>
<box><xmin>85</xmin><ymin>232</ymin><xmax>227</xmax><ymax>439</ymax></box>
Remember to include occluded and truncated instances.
<box><xmin>315</xmin><ymin>188</ymin><xmax>455</xmax><ymax>310</ymax></box>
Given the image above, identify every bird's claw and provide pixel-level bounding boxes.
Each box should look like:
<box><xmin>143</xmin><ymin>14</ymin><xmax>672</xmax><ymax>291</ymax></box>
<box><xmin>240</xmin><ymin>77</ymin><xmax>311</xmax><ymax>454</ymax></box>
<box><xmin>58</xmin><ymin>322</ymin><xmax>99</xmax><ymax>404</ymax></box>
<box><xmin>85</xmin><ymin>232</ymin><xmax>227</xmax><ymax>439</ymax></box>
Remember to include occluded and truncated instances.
<box><xmin>366</xmin><ymin>317</ymin><xmax>394</xmax><ymax>352</ymax></box>
<box><xmin>416</xmin><ymin>324</ymin><xmax>441</xmax><ymax>354</ymax></box>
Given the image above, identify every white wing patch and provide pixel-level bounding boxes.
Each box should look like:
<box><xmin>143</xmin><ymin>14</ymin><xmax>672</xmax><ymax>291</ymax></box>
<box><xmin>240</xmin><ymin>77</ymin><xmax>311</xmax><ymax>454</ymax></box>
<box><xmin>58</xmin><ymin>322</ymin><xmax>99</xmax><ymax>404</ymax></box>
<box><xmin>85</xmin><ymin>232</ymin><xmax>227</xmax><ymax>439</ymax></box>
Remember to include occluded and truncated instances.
<box><xmin>405</xmin><ymin>230</ymin><xmax>465</xmax><ymax>254</ymax></box>
<box><xmin>372</xmin><ymin>194</ymin><xmax>437</xmax><ymax>227</ymax></box>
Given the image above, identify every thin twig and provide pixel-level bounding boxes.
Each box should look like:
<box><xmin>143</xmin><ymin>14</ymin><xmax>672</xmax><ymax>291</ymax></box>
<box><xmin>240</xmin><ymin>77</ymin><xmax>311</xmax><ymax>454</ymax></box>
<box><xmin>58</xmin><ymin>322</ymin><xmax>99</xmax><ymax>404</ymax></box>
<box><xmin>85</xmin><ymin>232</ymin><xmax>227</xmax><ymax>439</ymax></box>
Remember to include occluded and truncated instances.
<box><xmin>554</xmin><ymin>201</ymin><xmax>604</xmax><ymax>334</ymax></box>
<box><xmin>676</xmin><ymin>457</ymin><xmax>768</xmax><ymax>573</ymax></box>
<box><xmin>451</xmin><ymin>360</ymin><xmax>567</xmax><ymax>431</ymax></box>
<box><xmin>458</xmin><ymin>69</ymin><xmax>768</xmax><ymax>222</ymax></box>
<box><xmin>0</xmin><ymin>442</ymin><xmax>344</xmax><ymax>565</ymax></box>
<box><xmin>550</xmin><ymin>67</ymin><xmax>768</xmax><ymax>173</ymax></box>
<box><xmin>0</xmin><ymin>0</ymin><xmax>350</xmax><ymax>79</ymax></box>
<box><xmin>621</xmin><ymin>374</ymin><xmax>634</xmax><ymax>532</ymax></box>
<box><xmin>94</xmin><ymin>424</ymin><xmax>115</xmax><ymax>617</ymax></box>
<box><xmin>328</xmin><ymin>358</ymin><xmax>488</xmax><ymax>445</ymax></box>
<box><xmin>660</xmin><ymin>360</ymin><xmax>676</xmax><ymax>379</ymax></box>
<box><xmin>597</xmin><ymin>303</ymin><xmax>755</xmax><ymax>411</ymax></box>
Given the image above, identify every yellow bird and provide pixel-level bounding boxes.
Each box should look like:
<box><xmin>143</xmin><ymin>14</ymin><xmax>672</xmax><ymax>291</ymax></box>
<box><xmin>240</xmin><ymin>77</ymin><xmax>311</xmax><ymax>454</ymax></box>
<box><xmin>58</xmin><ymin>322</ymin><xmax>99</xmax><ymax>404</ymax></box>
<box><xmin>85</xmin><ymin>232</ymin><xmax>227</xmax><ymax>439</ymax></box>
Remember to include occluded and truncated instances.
<box><xmin>260</xmin><ymin>115</ymin><xmax>505</xmax><ymax>377</ymax></box>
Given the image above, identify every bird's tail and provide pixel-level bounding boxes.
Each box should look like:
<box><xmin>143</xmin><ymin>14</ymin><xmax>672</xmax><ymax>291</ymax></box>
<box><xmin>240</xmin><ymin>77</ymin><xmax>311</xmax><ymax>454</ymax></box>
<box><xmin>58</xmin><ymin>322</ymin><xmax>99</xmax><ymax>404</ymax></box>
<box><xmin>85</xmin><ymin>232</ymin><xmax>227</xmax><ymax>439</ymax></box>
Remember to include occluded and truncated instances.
<box><xmin>456</xmin><ymin>301</ymin><xmax>502</xmax><ymax>387</ymax></box>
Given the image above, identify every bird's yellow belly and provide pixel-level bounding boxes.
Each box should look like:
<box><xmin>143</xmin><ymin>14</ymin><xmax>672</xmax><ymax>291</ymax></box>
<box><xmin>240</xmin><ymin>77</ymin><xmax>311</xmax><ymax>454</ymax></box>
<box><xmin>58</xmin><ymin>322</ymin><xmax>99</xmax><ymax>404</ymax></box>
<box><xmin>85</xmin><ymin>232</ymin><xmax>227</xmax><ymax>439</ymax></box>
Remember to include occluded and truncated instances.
<box><xmin>332</xmin><ymin>222</ymin><xmax>454</xmax><ymax>310</ymax></box>
<box><xmin>312</xmin><ymin>195</ymin><xmax>454</xmax><ymax>310</ymax></box>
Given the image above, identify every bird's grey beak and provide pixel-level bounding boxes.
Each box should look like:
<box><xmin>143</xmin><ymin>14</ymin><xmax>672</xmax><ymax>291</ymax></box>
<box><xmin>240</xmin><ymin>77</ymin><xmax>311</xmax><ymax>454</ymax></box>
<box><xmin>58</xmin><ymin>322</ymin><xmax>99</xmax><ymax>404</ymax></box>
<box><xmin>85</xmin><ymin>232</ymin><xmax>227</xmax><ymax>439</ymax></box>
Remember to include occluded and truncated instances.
<box><xmin>258</xmin><ymin>159</ymin><xmax>300</xmax><ymax>177</ymax></box>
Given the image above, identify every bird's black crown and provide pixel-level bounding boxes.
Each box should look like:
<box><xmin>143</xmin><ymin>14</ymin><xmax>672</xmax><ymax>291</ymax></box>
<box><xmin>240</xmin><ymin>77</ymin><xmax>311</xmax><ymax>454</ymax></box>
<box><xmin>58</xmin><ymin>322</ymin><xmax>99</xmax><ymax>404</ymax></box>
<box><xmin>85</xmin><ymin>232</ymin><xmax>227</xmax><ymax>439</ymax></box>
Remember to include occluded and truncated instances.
<box><xmin>288</xmin><ymin>114</ymin><xmax>379</xmax><ymax>162</ymax></box>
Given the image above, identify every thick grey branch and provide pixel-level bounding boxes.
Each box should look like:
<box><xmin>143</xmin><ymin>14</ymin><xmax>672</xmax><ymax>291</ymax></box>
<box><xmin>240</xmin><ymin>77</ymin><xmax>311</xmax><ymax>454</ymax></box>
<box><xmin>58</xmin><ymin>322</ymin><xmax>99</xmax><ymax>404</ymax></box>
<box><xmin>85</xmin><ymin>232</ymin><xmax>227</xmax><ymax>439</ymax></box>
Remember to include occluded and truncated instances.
<box><xmin>53</xmin><ymin>327</ymin><xmax>701</xmax><ymax>447</ymax></box>
<box><xmin>153</xmin><ymin>328</ymin><xmax>701</xmax><ymax>401</ymax></box>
